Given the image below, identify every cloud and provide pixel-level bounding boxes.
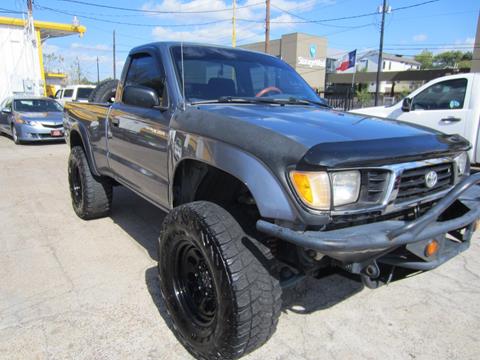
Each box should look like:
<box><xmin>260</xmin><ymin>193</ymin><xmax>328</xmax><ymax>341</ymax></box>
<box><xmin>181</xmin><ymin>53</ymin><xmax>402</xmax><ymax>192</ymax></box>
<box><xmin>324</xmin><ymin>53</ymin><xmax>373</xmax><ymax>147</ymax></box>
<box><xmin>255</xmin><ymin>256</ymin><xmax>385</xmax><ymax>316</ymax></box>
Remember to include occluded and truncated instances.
<box><xmin>412</xmin><ymin>34</ymin><xmax>427</xmax><ymax>42</ymax></box>
<box><xmin>145</xmin><ymin>0</ymin><xmax>316</xmax><ymax>45</ymax></box>
<box><xmin>71</xmin><ymin>43</ymin><xmax>111</xmax><ymax>51</ymax></box>
<box><xmin>43</xmin><ymin>43</ymin><xmax>60</xmax><ymax>54</ymax></box>
<box><xmin>142</xmin><ymin>0</ymin><xmax>319</xmax><ymax>21</ymax></box>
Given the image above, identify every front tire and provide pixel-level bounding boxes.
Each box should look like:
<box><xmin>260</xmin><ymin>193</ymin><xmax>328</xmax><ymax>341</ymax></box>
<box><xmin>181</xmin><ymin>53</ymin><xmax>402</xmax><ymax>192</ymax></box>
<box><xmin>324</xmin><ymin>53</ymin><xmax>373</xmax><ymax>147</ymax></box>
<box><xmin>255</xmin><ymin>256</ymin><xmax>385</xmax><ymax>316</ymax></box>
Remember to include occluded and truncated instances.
<box><xmin>68</xmin><ymin>146</ymin><xmax>113</xmax><ymax>219</ymax></box>
<box><xmin>11</xmin><ymin>125</ymin><xmax>20</xmax><ymax>144</ymax></box>
<box><xmin>158</xmin><ymin>201</ymin><xmax>282</xmax><ymax>359</ymax></box>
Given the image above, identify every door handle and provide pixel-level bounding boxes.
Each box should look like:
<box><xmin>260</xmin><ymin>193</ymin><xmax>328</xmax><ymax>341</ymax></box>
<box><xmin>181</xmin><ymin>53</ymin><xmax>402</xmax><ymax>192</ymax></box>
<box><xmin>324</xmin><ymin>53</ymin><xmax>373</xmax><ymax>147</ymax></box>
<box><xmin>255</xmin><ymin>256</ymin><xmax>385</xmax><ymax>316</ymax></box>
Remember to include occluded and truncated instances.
<box><xmin>111</xmin><ymin>118</ymin><xmax>120</xmax><ymax>127</ymax></box>
<box><xmin>440</xmin><ymin>117</ymin><xmax>461</xmax><ymax>123</ymax></box>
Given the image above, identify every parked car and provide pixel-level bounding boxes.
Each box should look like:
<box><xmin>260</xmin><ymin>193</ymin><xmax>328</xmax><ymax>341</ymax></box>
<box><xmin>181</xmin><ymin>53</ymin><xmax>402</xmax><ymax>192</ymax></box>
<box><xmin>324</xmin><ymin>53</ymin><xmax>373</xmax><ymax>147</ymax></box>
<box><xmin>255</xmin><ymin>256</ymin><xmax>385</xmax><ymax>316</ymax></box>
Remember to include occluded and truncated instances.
<box><xmin>54</xmin><ymin>85</ymin><xmax>95</xmax><ymax>105</ymax></box>
<box><xmin>0</xmin><ymin>96</ymin><xmax>64</xmax><ymax>144</ymax></box>
<box><xmin>64</xmin><ymin>43</ymin><xmax>480</xmax><ymax>359</ymax></box>
<box><xmin>350</xmin><ymin>73</ymin><xmax>480</xmax><ymax>164</ymax></box>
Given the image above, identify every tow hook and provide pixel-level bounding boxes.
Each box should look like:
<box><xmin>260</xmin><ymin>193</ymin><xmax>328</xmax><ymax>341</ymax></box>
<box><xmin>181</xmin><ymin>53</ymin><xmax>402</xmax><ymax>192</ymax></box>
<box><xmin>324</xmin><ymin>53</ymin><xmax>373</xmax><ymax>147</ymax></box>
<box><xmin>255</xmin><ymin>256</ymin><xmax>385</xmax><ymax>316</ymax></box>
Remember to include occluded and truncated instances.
<box><xmin>363</xmin><ymin>262</ymin><xmax>380</xmax><ymax>279</ymax></box>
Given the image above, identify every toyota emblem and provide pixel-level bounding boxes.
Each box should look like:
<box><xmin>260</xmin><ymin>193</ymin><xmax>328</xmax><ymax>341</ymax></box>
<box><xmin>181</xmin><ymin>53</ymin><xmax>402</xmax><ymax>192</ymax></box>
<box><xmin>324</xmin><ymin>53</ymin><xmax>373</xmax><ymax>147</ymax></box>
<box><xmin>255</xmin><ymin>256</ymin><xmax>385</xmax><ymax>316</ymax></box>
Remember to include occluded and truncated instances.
<box><xmin>425</xmin><ymin>170</ymin><xmax>438</xmax><ymax>188</ymax></box>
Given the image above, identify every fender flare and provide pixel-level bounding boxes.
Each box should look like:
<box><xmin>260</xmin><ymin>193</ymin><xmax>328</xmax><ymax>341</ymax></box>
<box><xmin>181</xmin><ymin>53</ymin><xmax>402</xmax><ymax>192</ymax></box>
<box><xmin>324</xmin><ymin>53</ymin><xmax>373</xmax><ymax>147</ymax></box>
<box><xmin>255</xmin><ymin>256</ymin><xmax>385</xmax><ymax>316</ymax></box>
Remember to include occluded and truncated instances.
<box><xmin>68</xmin><ymin>122</ymin><xmax>101</xmax><ymax>177</ymax></box>
<box><xmin>170</xmin><ymin>133</ymin><xmax>298</xmax><ymax>222</ymax></box>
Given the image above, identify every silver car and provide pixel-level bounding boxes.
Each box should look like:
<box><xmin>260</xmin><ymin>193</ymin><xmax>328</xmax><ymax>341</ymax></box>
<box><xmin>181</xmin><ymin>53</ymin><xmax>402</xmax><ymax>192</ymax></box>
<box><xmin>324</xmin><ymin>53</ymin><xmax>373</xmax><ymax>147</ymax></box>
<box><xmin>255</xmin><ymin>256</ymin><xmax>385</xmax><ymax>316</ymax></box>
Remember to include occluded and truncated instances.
<box><xmin>0</xmin><ymin>96</ymin><xmax>65</xmax><ymax>144</ymax></box>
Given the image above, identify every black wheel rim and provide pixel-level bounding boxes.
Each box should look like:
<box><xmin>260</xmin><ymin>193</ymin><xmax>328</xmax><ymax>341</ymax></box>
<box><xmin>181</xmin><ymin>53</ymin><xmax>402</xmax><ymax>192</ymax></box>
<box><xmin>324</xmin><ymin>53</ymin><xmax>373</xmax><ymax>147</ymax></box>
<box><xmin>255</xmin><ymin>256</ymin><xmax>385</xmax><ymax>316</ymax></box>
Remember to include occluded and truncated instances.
<box><xmin>172</xmin><ymin>239</ymin><xmax>217</xmax><ymax>327</ymax></box>
<box><xmin>70</xmin><ymin>163</ymin><xmax>82</xmax><ymax>206</ymax></box>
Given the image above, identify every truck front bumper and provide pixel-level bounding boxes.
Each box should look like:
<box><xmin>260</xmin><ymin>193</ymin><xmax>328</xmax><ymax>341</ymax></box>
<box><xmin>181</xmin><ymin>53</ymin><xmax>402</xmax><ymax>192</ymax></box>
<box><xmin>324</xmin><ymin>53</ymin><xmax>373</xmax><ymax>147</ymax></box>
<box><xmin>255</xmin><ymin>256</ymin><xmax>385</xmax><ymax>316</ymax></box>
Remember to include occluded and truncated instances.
<box><xmin>257</xmin><ymin>173</ymin><xmax>480</xmax><ymax>271</ymax></box>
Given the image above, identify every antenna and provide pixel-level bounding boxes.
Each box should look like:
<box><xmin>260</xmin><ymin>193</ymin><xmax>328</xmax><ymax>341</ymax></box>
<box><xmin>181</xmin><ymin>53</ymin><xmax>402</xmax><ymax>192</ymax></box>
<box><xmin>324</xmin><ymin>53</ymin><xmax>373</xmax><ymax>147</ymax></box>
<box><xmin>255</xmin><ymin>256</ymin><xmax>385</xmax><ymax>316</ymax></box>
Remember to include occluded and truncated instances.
<box><xmin>181</xmin><ymin>41</ymin><xmax>186</xmax><ymax>111</ymax></box>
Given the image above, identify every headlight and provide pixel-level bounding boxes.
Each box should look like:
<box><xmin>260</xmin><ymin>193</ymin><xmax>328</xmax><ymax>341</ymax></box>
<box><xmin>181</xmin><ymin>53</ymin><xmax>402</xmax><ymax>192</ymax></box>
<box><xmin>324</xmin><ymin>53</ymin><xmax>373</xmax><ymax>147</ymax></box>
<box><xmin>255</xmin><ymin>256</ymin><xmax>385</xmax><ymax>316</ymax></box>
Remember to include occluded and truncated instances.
<box><xmin>331</xmin><ymin>171</ymin><xmax>361</xmax><ymax>206</ymax></box>
<box><xmin>290</xmin><ymin>170</ymin><xmax>361</xmax><ymax>210</ymax></box>
<box><xmin>454</xmin><ymin>152</ymin><xmax>468</xmax><ymax>177</ymax></box>
<box><xmin>15</xmin><ymin>118</ymin><xmax>40</xmax><ymax>126</ymax></box>
<box><xmin>290</xmin><ymin>171</ymin><xmax>331</xmax><ymax>210</ymax></box>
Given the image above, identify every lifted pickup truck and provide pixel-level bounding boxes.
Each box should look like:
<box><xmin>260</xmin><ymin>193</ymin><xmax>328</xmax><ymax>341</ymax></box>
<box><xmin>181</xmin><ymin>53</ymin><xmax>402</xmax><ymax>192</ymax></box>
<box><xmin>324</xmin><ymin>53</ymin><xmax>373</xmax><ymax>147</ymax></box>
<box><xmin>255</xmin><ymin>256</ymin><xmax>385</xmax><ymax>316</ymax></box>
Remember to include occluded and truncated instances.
<box><xmin>64</xmin><ymin>42</ymin><xmax>480</xmax><ymax>359</ymax></box>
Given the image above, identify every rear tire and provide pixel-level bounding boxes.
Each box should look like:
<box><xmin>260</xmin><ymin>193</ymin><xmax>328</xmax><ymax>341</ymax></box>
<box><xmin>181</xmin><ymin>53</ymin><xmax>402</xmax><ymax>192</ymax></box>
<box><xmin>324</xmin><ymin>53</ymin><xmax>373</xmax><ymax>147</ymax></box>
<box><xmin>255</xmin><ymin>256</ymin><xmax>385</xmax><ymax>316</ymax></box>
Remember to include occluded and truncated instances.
<box><xmin>158</xmin><ymin>201</ymin><xmax>282</xmax><ymax>359</ymax></box>
<box><xmin>68</xmin><ymin>146</ymin><xmax>113</xmax><ymax>219</ymax></box>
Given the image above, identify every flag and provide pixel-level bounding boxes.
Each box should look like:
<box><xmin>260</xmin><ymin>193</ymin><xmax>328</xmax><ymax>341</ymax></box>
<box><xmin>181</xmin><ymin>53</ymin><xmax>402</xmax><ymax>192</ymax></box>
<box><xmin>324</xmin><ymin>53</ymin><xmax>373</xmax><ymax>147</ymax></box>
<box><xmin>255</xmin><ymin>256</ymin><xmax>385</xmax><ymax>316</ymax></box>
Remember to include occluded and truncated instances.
<box><xmin>336</xmin><ymin>50</ymin><xmax>356</xmax><ymax>71</ymax></box>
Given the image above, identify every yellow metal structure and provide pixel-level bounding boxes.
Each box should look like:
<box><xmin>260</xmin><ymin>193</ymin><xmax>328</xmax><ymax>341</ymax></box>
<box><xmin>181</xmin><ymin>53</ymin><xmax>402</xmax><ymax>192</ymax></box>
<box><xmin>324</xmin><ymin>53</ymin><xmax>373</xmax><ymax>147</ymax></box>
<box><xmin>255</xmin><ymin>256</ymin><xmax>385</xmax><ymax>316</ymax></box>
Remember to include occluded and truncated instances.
<box><xmin>0</xmin><ymin>16</ymin><xmax>86</xmax><ymax>96</ymax></box>
<box><xmin>0</xmin><ymin>16</ymin><xmax>86</xmax><ymax>40</ymax></box>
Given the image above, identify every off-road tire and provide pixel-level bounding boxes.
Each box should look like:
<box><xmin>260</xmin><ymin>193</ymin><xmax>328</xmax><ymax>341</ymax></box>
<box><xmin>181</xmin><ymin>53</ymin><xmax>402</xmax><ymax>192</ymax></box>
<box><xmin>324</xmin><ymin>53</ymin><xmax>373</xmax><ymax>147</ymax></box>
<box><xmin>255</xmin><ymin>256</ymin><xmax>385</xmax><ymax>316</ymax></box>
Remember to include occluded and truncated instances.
<box><xmin>88</xmin><ymin>79</ymin><xmax>119</xmax><ymax>103</ymax></box>
<box><xmin>68</xmin><ymin>146</ymin><xmax>113</xmax><ymax>219</ymax></box>
<box><xmin>158</xmin><ymin>201</ymin><xmax>282</xmax><ymax>360</ymax></box>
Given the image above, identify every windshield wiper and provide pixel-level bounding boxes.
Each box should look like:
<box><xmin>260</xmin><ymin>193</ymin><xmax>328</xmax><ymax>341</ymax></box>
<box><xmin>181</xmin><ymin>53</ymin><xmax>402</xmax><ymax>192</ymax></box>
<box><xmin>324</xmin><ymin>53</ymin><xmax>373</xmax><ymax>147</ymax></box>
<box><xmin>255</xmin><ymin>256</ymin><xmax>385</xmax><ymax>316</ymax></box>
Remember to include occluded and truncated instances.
<box><xmin>285</xmin><ymin>97</ymin><xmax>330</xmax><ymax>108</ymax></box>
<box><xmin>191</xmin><ymin>96</ymin><xmax>330</xmax><ymax>108</ymax></box>
<box><xmin>190</xmin><ymin>97</ymin><xmax>258</xmax><ymax>105</ymax></box>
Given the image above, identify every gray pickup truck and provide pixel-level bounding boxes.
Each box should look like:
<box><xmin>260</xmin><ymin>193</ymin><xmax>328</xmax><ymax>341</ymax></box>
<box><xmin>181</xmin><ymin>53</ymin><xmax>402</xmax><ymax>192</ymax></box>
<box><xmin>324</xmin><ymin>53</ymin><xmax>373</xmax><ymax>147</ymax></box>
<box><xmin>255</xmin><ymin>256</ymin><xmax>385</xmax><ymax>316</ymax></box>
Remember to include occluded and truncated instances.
<box><xmin>64</xmin><ymin>42</ymin><xmax>480</xmax><ymax>359</ymax></box>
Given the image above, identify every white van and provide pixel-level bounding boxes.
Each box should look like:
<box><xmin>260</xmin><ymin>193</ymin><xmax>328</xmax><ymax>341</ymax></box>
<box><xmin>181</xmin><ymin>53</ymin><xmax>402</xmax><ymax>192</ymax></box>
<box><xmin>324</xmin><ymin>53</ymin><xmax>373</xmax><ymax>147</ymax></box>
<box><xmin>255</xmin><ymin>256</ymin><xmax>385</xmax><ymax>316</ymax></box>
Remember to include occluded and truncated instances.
<box><xmin>54</xmin><ymin>85</ymin><xmax>95</xmax><ymax>105</ymax></box>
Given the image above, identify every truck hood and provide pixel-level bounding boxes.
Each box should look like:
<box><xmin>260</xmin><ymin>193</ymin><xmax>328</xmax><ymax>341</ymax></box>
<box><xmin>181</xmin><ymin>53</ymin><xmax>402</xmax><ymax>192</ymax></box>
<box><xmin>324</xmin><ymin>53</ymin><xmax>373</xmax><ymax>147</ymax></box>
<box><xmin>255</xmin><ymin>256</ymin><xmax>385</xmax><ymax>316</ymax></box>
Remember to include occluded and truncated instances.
<box><xmin>349</xmin><ymin>105</ymin><xmax>393</xmax><ymax>118</ymax></box>
<box><xmin>173</xmin><ymin>104</ymin><xmax>470</xmax><ymax>169</ymax></box>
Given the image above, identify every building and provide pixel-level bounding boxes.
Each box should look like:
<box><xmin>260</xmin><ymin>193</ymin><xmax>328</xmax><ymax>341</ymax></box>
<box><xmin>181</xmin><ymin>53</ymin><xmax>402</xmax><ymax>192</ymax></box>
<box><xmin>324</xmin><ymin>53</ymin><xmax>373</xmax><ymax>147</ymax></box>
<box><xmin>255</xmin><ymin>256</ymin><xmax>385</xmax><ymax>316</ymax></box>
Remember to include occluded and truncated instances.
<box><xmin>333</xmin><ymin>50</ymin><xmax>421</xmax><ymax>94</ymax></box>
<box><xmin>0</xmin><ymin>16</ymin><xmax>85</xmax><ymax>101</ymax></box>
<box><xmin>472</xmin><ymin>13</ymin><xmax>480</xmax><ymax>73</ymax></box>
<box><xmin>241</xmin><ymin>32</ymin><xmax>328</xmax><ymax>91</ymax></box>
<box><xmin>45</xmin><ymin>72</ymin><xmax>68</xmax><ymax>98</ymax></box>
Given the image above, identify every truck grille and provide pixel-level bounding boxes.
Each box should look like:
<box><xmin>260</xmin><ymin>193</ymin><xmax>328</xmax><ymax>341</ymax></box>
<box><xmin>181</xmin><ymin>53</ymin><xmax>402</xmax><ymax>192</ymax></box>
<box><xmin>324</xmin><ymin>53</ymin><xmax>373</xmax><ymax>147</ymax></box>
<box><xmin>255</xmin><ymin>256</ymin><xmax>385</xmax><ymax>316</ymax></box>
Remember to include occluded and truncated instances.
<box><xmin>365</xmin><ymin>170</ymin><xmax>389</xmax><ymax>203</ymax></box>
<box><xmin>395</xmin><ymin>162</ymin><xmax>454</xmax><ymax>203</ymax></box>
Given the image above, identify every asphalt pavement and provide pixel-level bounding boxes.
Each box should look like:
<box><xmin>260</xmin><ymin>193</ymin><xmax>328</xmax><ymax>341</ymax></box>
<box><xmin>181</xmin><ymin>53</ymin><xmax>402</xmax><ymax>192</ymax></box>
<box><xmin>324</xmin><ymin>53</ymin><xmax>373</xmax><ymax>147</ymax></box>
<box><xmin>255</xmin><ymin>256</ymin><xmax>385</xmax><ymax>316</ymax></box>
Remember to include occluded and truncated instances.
<box><xmin>0</xmin><ymin>135</ymin><xmax>479</xmax><ymax>360</ymax></box>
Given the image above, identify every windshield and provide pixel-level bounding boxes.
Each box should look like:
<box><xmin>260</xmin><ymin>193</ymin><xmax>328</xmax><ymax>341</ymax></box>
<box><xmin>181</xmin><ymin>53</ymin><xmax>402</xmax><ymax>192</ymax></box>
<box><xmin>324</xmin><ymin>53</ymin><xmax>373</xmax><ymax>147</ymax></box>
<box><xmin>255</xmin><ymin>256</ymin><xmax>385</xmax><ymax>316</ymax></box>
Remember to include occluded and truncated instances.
<box><xmin>76</xmin><ymin>87</ymin><xmax>94</xmax><ymax>99</ymax></box>
<box><xmin>171</xmin><ymin>45</ymin><xmax>322</xmax><ymax>104</ymax></box>
<box><xmin>14</xmin><ymin>99</ymin><xmax>63</xmax><ymax>112</ymax></box>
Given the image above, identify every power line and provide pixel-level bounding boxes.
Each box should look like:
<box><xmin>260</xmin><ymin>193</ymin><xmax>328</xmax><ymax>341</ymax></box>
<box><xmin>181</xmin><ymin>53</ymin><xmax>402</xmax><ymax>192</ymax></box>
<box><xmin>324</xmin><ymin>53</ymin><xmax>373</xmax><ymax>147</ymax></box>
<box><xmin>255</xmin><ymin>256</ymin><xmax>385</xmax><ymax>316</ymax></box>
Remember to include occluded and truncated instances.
<box><xmin>241</xmin><ymin>0</ymin><xmax>440</xmax><ymax>24</ymax></box>
<box><xmin>35</xmin><ymin>5</ymin><xmax>233</xmax><ymax>27</ymax></box>
<box><xmin>47</xmin><ymin>0</ymin><xmax>264</xmax><ymax>14</ymax></box>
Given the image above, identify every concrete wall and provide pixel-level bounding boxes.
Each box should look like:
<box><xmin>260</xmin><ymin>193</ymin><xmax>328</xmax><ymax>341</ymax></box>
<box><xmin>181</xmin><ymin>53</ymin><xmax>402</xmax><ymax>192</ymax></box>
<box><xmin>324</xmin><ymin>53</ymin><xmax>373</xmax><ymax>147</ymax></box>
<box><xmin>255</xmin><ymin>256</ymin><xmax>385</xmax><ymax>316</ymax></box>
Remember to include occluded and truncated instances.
<box><xmin>0</xmin><ymin>24</ymin><xmax>43</xmax><ymax>101</ymax></box>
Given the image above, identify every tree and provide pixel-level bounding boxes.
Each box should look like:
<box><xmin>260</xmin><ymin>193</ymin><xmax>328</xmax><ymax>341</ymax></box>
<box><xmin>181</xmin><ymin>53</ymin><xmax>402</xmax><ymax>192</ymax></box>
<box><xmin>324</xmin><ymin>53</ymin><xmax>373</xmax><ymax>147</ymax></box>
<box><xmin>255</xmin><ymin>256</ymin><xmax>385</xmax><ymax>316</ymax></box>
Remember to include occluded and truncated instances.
<box><xmin>356</xmin><ymin>87</ymin><xmax>372</xmax><ymax>107</ymax></box>
<box><xmin>68</xmin><ymin>57</ymin><xmax>91</xmax><ymax>85</ymax></box>
<box><xmin>43</xmin><ymin>52</ymin><xmax>65</xmax><ymax>73</ymax></box>
<box><xmin>414</xmin><ymin>50</ymin><xmax>433</xmax><ymax>69</ymax></box>
<box><xmin>433</xmin><ymin>50</ymin><xmax>465</xmax><ymax>68</ymax></box>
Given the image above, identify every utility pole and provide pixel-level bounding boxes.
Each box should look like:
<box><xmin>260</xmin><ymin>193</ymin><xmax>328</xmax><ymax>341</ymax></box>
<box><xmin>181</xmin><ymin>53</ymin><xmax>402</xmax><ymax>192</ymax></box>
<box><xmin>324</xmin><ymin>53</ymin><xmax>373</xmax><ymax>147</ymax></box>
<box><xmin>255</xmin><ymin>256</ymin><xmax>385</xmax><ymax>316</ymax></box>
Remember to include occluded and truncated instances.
<box><xmin>374</xmin><ymin>0</ymin><xmax>388</xmax><ymax>106</ymax></box>
<box><xmin>232</xmin><ymin>0</ymin><xmax>236</xmax><ymax>47</ymax></box>
<box><xmin>27</xmin><ymin>0</ymin><xmax>33</xmax><ymax>15</ymax></box>
<box><xmin>96</xmin><ymin>56</ymin><xmax>100</xmax><ymax>84</ymax></box>
<box><xmin>265</xmin><ymin>0</ymin><xmax>270</xmax><ymax>53</ymax></box>
<box><xmin>113</xmin><ymin>30</ymin><xmax>116</xmax><ymax>80</ymax></box>
<box><xmin>77</xmin><ymin>58</ymin><xmax>81</xmax><ymax>83</ymax></box>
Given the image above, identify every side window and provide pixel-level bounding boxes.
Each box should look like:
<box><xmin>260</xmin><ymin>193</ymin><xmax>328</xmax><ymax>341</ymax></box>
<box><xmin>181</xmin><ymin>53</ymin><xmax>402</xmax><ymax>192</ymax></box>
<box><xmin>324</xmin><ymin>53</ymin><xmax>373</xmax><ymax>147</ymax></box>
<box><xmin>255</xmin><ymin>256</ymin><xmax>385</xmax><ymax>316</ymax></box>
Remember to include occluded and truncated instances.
<box><xmin>63</xmin><ymin>89</ymin><xmax>74</xmax><ymax>98</ymax></box>
<box><xmin>55</xmin><ymin>90</ymin><xmax>63</xmax><ymax>99</ymax></box>
<box><xmin>411</xmin><ymin>78</ymin><xmax>467</xmax><ymax>111</ymax></box>
<box><xmin>124</xmin><ymin>53</ymin><xmax>167</xmax><ymax>105</ymax></box>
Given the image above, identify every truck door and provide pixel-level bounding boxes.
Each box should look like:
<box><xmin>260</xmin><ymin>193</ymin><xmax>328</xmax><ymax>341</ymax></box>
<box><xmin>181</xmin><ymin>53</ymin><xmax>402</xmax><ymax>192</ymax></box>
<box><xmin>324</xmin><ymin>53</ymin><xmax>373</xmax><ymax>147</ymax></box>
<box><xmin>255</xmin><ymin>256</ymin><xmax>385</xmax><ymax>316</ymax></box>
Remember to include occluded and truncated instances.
<box><xmin>107</xmin><ymin>52</ymin><xmax>171</xmax><ymax>208</ymax></box>
<box><xmin>397</xmin><ymin>78</ymin><xmax>469</xmax><ymax>137</ymax></box>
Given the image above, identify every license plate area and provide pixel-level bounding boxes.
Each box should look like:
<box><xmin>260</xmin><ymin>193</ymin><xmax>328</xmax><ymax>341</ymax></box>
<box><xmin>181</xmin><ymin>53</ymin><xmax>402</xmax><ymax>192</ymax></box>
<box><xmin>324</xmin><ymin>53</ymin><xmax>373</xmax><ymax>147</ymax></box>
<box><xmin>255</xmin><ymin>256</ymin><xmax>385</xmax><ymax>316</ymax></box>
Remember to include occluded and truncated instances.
<box><xmin>50</xmin><ymin>130</ymin><xmax>63</xmax><ymax>137</ymax></box>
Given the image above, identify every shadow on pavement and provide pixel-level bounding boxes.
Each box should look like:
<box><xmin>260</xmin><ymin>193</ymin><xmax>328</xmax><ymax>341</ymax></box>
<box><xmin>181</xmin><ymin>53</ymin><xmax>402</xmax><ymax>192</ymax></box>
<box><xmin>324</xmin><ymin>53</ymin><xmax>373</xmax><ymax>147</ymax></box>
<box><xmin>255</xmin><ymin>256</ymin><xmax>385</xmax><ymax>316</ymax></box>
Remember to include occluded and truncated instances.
<box><xmin>109</xmin><ymin>186</ymin><xmax>365</xmax><ymax>317</ymax></box>
<box><xmin>109</xmin><ymin>186</ymin><xmax>166</xmax><ymax>261</ymax></box>
<box><xmin>281</xmin><ymin>270</ymin><xmax>364</xmax><ymax>314</ymax></box>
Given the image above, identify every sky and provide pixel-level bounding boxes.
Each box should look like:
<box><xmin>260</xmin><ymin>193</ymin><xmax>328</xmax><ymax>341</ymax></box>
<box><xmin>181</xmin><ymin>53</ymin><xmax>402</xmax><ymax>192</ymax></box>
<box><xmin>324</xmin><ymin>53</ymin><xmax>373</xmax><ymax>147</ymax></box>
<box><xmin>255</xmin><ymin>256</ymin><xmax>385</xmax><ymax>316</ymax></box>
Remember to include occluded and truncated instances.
<box><xmin>1</xmin><ymin>0</ymin><xmax>478</xmax><ymax>81</ymax></box>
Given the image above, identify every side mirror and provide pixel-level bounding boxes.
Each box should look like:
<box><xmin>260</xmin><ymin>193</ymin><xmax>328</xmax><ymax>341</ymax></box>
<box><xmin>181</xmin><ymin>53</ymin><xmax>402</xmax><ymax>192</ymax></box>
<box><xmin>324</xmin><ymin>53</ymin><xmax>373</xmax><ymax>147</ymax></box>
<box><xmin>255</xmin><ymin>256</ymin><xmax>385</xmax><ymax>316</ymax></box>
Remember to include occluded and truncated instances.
<box><xmin>123</xmin><ymin>85</ymin><xmax>160</xmax><ymax>108</ymax></box>
<box><xmin>401</xmin><ymin>98</ymin><xmax>412</xmax><ymax>112</ymax></box>
<box><xmin>1</xmin><ymin>107</ymin><xmax>11</xmax><ymax>114</ymax></box>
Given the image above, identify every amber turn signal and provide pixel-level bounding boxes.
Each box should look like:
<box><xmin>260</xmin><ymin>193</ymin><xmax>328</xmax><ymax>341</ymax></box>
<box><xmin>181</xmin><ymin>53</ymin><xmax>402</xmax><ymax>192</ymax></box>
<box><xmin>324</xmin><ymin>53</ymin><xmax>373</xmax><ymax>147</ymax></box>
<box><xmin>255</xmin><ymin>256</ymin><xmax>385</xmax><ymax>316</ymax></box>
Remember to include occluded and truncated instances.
<box><xmin>425</xmin><ymin>240</ymin><xmax>439</xmax><ymax>257</ymax></box>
